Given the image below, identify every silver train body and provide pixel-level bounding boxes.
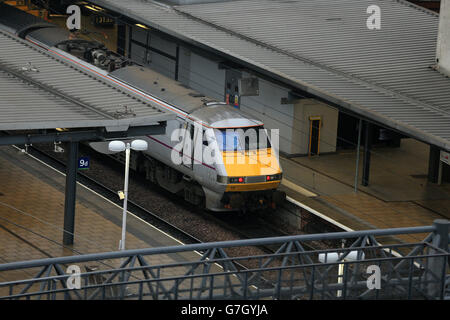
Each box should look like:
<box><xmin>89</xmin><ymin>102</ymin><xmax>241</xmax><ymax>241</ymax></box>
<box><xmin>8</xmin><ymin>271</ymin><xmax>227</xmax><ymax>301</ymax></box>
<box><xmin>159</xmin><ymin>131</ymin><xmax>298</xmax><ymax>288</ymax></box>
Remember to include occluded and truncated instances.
<box><xmin>0</xmin><ymin>4</ymin><xmax>285</xmax><ymax>211</ymax></box>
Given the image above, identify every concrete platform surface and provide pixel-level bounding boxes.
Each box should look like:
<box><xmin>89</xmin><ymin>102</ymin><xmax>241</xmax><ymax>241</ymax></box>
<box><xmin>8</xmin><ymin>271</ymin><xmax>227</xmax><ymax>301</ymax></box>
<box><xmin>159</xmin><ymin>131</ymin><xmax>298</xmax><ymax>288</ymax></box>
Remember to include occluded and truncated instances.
<box><xmin>0</xmin><ymin>145</ymin><xmax>206</xmax><ymax>286</ymax></box>
<box><xmin>280</xmin><ymin>139</ymin><xmax>449</xmax><ymax>243</ymax></box>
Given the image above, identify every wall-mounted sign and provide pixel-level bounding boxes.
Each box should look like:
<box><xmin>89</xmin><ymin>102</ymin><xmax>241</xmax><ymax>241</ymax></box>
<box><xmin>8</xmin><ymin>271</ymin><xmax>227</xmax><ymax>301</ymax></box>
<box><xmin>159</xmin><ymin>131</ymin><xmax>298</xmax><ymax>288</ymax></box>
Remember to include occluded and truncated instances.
<box><xmin>93</xmin><ymin>15</ymin><xmax>115</xmax><ymax>26</ymax></box>
<box><xmin>234</xmin><ymin>94</ymin><xmax>239</xmax><ymax>108</ymax></box>
<box><xmin>78</xmin><ymin>156</ymin><xmax>90</xmax><ymax>170</ymax></box>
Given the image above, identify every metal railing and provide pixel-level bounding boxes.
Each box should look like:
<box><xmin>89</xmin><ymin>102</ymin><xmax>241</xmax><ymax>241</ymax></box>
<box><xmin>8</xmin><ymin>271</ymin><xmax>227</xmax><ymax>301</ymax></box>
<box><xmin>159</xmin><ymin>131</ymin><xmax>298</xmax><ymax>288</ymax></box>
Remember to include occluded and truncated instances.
<box><xmin>0</xmin><ymin>219</ymin><xmax>448</xmax><ymax>300</ymax></box>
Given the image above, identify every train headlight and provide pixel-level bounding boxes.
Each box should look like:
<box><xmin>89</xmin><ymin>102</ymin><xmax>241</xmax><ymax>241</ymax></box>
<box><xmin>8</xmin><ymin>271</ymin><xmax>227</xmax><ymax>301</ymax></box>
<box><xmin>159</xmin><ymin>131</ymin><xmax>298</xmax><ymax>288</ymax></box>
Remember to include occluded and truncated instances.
<box><xmin>266</xmin><ymin>174</ymin><xmax>282</xmax><ymax>181</ymax></box>
<box><xmin>217</xmin><ymin>175</ymin><xmax>245</xmax><ymax>184</ymax></box>
<box><xmin>217</xmin><ymin>176</ymin><xmax>246</xmax><ymax>184</ymax></box>
<box><xmin>229</xmin><ymin>177</ymin><xmax>245</xmax><ymax>183</ymax></box>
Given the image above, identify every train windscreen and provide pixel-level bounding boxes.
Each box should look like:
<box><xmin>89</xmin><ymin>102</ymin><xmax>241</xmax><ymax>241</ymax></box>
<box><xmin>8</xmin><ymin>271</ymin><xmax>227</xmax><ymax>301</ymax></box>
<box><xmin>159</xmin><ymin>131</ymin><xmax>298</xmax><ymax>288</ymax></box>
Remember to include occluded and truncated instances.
<box><xmin>214</xmin><ymin>126</ymin><xmax>271</xmax><ymax>151</ymax></box>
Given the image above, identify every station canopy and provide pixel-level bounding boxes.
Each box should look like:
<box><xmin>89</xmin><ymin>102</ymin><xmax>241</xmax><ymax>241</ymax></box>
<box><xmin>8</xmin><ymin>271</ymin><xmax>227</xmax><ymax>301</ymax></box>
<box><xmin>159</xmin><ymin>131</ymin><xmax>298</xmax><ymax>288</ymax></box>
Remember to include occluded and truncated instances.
<box><xmin>87</xmin><ymin>0</ymin><xmax>450</xmax><ymax>152</ymax></box>
<box><xmin>0</xmin><ymin>28</ymin><xmax>174</xmax><ymax>142</ymax></box>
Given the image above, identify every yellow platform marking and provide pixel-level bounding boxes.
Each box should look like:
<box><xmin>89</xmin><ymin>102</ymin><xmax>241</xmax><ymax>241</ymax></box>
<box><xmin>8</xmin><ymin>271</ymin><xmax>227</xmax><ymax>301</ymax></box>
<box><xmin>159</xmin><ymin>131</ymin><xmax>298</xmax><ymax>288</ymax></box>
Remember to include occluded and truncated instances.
<box><xmin>281</xmin><ymin>179</ymin><xmax>317</xmax><ymax>197</ymax></box>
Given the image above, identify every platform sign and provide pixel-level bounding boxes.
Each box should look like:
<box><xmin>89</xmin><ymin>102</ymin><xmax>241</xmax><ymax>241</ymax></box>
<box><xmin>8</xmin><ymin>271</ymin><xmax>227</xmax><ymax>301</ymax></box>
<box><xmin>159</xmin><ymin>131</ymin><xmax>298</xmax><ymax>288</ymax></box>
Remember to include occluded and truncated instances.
<box><xmin>78</xmin><ymin>156</ymin><xmax>90</xmax><ymax>170</ymax></box>
<box><xmin>93</xmin><ymin>15</ymin><xmax>115</xmax><ymax>27</ymax></box>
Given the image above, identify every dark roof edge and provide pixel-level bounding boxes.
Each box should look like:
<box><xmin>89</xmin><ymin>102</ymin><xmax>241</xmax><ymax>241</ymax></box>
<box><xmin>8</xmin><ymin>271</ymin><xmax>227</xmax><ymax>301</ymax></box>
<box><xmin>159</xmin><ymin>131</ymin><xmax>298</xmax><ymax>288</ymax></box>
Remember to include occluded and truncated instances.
<box><xmin>396</xmin><ymin>0</ymin><xmax>440</xmax><ymax>16</ymax></box>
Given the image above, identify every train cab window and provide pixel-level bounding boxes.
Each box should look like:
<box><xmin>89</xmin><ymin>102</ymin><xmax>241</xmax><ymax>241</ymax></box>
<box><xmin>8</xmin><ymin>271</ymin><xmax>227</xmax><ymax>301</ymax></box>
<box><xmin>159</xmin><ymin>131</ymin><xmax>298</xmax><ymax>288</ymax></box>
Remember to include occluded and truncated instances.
<box><xmin>215</xmin><ymin>129</ymin><xmax>240</xmax><ymax>151</ymax></box>
<box><xmin>214</xmin><ymin>126</ymin><xmax>271</xmax><ymax>151</ymax></box>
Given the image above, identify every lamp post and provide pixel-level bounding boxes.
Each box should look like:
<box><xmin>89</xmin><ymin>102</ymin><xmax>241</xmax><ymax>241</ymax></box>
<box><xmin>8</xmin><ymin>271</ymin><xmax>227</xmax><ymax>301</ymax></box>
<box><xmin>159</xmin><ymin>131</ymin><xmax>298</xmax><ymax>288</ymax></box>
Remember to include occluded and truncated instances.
<box><xmin>318</xmin><ymin>249</ymin><xmax>365</xmax><ymax>298</ymax></box>
<box><xmin>108</xmin><ymin>139</ymin><xmax>148</xmax><ymax>251</ymax></box>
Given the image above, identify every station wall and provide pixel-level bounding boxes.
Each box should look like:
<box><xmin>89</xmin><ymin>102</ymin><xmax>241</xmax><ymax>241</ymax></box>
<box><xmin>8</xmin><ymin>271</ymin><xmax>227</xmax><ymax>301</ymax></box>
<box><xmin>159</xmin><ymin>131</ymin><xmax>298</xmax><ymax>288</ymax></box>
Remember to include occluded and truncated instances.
<box><xmin>186</xmin><ymin>52</ymin><xmax>225</xmax><ymax>101</ymax></box>
<box><xmin>292</xmin><ymin>99</ymin><xmax>339</xmax><ymax>155</ymax></box>
<box><xmin>129</xmin><ymin>26</ymin><xmax>177</xmax><ymax>79</ymax></box>
<box><xmin>239</xmin><ymin>77</ymin><xmax>295</xmax><ymax>155</ymax></box>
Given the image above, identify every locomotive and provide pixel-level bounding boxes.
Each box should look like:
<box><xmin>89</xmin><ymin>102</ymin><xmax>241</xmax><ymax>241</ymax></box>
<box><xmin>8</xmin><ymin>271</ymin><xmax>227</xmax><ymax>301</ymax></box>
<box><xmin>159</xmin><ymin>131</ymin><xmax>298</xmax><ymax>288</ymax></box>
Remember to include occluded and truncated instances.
<box><xmin>0</xmin><ymin>3</ymin><xmax>285</xmax><ymax>211</ymax></box>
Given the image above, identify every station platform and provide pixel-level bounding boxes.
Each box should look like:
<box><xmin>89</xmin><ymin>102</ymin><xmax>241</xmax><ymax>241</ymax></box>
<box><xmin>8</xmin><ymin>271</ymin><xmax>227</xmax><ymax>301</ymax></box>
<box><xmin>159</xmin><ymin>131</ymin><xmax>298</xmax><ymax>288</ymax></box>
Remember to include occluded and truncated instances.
<box><xmin>0</xmin><ymin>145</ymin><xmax>205</xmax><ymax>285</ymax></box>
<box><xmin>279</xmin><ymin>138</ymin><xmax>450</xmax><ymax>243</ymax></box>
<box><xmin>1</xmin><ymin>137</ymin><xmax>446</xmax><ymax>271</ymax></box>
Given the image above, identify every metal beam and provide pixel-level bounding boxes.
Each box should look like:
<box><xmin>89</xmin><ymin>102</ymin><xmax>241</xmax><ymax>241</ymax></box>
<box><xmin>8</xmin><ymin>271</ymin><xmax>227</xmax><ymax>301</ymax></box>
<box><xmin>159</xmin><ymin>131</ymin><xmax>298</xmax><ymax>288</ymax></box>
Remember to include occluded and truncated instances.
<box><xmin>428</xmin><ymin>145</ymin><xmax>440</xmax><ymax>183</ymax></box>
<box><xmin>362</xmin><ymin>121</ymin><xmax>373</xmax><ymax>186</ymax></box>
<box><xmin>0</xmin><ymin>224</ymin><xmax>438</xmax><ymax>272</ymax></box>
<box><xmin>63</xmin><ymin>141</ymin><xmax>78</xmax><ymax>245</ymax></box>
<box><xmin>0</xmin><ymin>221</ymin><xmax>448</xmax><ymax>300</ymax></box>
<box><xmin>354</xmin><ymin>118</ymin><xmax>362</xmax><ymax>192</ymax></box>
<box><xmin>0</xmin><ymin>124</ymin><xmax>166</xmax><ymax>146</ymax></box>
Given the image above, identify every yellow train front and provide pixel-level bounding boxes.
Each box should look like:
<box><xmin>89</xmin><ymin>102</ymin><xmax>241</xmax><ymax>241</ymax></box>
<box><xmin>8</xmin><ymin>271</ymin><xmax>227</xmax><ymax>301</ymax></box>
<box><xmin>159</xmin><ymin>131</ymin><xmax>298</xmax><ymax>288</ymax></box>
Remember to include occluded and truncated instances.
<box><xmin>216</xmin><ymin>146</ymin><xmax>285</xmax><ymax>211</ymax></box>
<box><xmin>188</xmin><ymin>105</ymin><xmax>285</xmax><ymax>212</ymax></box>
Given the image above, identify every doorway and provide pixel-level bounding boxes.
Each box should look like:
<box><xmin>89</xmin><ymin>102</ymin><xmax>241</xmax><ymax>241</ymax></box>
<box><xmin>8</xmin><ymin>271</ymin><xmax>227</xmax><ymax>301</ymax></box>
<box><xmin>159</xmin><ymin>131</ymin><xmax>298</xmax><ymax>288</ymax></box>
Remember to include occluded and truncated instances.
<box><xmin>309</xmin><ymin>116</ymin><xmax>321</xmax><ymax>156</ymax></box>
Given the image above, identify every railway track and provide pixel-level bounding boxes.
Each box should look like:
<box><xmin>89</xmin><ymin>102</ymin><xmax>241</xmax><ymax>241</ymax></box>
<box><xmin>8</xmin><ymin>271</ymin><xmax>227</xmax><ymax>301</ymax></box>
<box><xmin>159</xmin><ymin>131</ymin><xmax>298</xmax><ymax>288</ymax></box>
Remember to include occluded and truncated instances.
<box><xmin>11</xmin><ymin>143</ymin><xmax>305</xmax><ymax>288</ymax></box>
<box><xmin>2</xmin><ymin>142</ymin><xmax>354</xmax><ymax>294</ymax></box>
<box><xmin>19</xmin><ymin>142</ymin><xmax>303</xmax><ymax>251</ymax></box>
<box><xmin>21</xmin><ymin>144</ymin><xmax>203</xmax><ymax>247</ymax></box>
<box><xmin>7</xmin><ymin>138</ymin><xmax>325</xmax><ymax>258</ymax></box>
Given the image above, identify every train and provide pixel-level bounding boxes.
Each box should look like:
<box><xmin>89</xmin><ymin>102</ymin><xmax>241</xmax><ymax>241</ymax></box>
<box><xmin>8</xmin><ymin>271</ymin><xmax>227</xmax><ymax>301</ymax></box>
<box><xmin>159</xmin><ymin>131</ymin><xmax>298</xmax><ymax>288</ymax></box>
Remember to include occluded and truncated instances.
<box><xmin>0</xmin><ymin>3</ymin><xmax>285</xmax><ymax>212</ymax></box>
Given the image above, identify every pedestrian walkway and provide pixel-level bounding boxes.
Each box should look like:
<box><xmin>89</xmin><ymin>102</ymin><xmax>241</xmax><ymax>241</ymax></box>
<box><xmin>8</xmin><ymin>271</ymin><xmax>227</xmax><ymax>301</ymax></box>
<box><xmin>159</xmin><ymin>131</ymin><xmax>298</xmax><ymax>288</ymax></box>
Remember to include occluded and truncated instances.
<box><xmin>279</xmin><ymin>138</ymin><xmax>450</xmax><ymax>243</ymax></box>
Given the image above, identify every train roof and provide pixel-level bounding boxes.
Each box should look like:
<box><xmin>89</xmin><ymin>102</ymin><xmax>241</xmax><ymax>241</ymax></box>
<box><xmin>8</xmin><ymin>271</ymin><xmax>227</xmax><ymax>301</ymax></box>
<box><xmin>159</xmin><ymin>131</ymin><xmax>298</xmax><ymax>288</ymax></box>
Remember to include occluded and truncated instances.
<box><xmin>190</xmin><ymin>104</ymin><xmax>263</xmax><ymax>129</ymax></box>
<box><xmin>110</xmin><ymin>65</ymin><xmax>210</xmax><ymax>114</ymax></box>
<box><xmin>111</xmin><ymin>65</ymin><xmax>263</xmax><ymax>128</ymax></box>
<box><xmin>27</xmin><ymin>27</ymin><xmax>71</xmax><ymax>47</ymax></box>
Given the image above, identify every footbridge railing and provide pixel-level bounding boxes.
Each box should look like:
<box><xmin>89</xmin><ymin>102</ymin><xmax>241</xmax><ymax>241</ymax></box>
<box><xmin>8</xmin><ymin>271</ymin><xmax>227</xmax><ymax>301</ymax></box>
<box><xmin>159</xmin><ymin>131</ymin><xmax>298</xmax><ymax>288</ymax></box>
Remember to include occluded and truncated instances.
<box><xmin>0</xmin><ymin>219</ymin><xmax>448</xmax><ymax>300</ymax></box>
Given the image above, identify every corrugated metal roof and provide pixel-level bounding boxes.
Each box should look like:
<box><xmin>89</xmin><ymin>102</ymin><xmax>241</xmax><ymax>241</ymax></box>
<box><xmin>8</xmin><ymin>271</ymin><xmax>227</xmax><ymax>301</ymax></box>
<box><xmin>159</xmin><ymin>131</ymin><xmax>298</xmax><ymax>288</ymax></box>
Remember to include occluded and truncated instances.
<box><xmin>0</xmin><ymin>29</ymin><xmax>173</xmax><ymax>131</ymax></box>
<box><xmin>88</xmin><ymin>0</ymin><xmax>450</xmax><ymax>151</ymax></box>
<box><xmin>0</xmin><ymin>69</ymin><xmax>104</xmax><ymax>130</ymax></box>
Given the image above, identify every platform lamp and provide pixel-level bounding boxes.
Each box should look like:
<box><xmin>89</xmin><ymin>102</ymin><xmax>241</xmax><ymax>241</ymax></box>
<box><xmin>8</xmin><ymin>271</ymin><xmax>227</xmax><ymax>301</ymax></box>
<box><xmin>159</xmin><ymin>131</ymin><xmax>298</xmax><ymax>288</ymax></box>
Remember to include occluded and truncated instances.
<box><xmin>318</xmin><ymin>249</ymin><xmax>365</xmax><ymax>298</ymax></box>
<box><xmin>108</xmin><ymin>139</ymin><xmax>148</xmax><ymax>252</ymax></box>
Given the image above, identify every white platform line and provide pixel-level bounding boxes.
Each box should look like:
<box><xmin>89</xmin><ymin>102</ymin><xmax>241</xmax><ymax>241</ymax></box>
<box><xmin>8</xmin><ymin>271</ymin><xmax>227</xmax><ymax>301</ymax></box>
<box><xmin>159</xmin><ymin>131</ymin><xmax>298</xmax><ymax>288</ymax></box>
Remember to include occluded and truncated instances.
<box><xmin>286</xmin><ymin>196</ymin><xmax>407</xmax><ymax>261</ymax></box>
<box><xmin>282</xmin><ymin>178</ymin><xmax>318</xmax><ymax>197</ymax></box>
<box><xmin>12</xmin><ymin>146</ymin><xmax>186</xmax><ymax>246</ymax></box>
<box><xmin>286</xmin><ymin>195</ymin><xmax>354</xmax><ymax>232</ymax></box>
<box><xmin>14</xmin><ymin>146</ymin><xmax>407</xmax><ymax>267</ymax></box>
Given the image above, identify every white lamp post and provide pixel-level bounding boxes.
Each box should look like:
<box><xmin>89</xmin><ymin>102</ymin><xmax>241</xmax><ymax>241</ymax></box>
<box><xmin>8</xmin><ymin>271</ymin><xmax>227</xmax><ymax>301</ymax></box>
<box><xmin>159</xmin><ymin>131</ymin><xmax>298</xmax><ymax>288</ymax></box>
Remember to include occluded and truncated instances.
<box><xmin>108</xmin><ymin>139</ymin><xmax>148</xmax><ymax>251</ymax></box>
<box><xmin>318</xmin><ymin>250</ymin><xmax>365</xmax><ymax>298</ymax></box>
